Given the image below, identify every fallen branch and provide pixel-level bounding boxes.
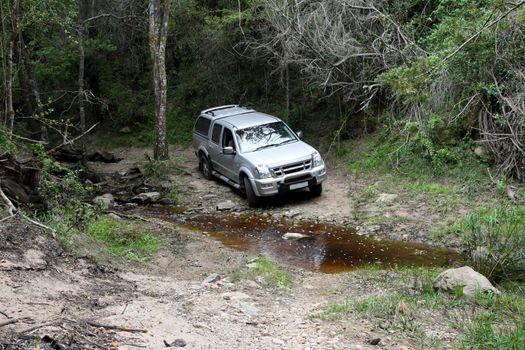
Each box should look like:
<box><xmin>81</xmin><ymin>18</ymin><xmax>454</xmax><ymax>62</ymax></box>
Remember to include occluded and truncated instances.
<box><xmin>0</xmin><ymin>180</ymin><xmax>56</xmax><ymax>237</ymax></box>
<box><xmin>47</xmin><ymin>122</ymin><xmax>100</xmax><ymax>154</ymax></box>
<box><xmin>7</xmin><ymin>133</ymin><xmax>47</xmax><ymax>144</ymax></box>
<box><xmin>86</xmin><ymin>321</ymin><xmax>147</xmax><ymax>333</ymax></box>
<box><xmin>0</xmin><ymin>180</ymin><xmax>16</xmax><ymax>217</ymax></box>
<box><xmin>18</xmin><ymin>322</ymin><xmax>58</xmax><ymax>335</ymax></box>
<box><xmin>0</xmin><ymin>317</ymin><xmax>31</xmax><ymax>328</ymax></box>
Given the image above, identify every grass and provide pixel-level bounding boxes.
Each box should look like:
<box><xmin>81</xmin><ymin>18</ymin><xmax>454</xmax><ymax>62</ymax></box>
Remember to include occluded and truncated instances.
<box><xmin>311</xmin><ymin>266</ymin><xmax>525</xmax><ymax>348</ymax></box>
<box><xmin>86</xmin><ymin>217</ymin><xmax>160</xmax><ymax>262</ymax></box>
<box><xmin>0</xmin><ymin>206</ymin><xmax>7</xmax><ymax>219</ymax></box>
<box><xmin>432</xmin><ymin>206</ymin><xmax>525</xmax><ymax>281</ymax></box>
<box><xmin>345</xmin><ymin>133</ymin><xmax>489</xmax><ymax>200</ymax></box>
<box><xmin>232</xmin><ymin>256</ymin><xmax>291</xmax><ymax>289</ymax></box>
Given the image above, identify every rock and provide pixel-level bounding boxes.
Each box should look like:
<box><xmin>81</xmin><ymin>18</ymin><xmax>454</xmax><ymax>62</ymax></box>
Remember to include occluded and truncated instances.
<box><xmin>131</xmin><ymin>192</ymin><xmax>161</xmax><ymax>203</ymax></box>
<box><xmin>234</xmin><ymin>301</ymin><xmax>258</xmax><ymax>316</ymax></box>
<box><xmin>356</xmin><ymin>225</ymin><xmax>380</xmax><ymax>236</ymax></box>
<box><xmin>282</xmin><ymin>232</ymin><xmax>310</xmax><ymax>240</ymax></box>
<box><xmin>221</xmin><ymin>292</ymin><xmax>251</xmax><ymax>300</ymax></box>
<box><xmin>159</xmin><ymin>198</ymin><xmax>176</xmax><ymax>205</ymax></box>
<box><xmin>283</xmin><ymin>211</ymin><xmax>301</xmax><ymax>218</ymax></box>
<box><xmin>433</xmin><ymin>266</ymin><xmax>500</xmax><ymax>298</ymax></box>
<box><xmin>216</xmin><ymin>200</ymin><xmax>235</xmax><ymax>211</ymax></box>
<box><xmin>93</xmin><ymin>193</ymin><xmax>115</xmax><ymax>209</ymax></box>
<box><xmin>119</xmin><ymin>126</ymin><xmax>132</xmax><ymax>134</ymax></box>
<box><xmin>474</xmin><ymin>145</ymin><xmax>488</xmax><ymax>158</ymax></box>
<box><xmin>172</xmin><ymin>339</ymin><xmax>187</xmax><ymax>347</ymax></box>
<box><xmin>122</xmin><ymin>202</ymin><xmax>138</xmax><ymax>209</ymax></box>
<box><xmin>246</xmin><ymin>262</ymin><xmax>258</xmax><ymax>269</ymax></box>
<box><xmin>204</xmin><ymin>273</ymin><xmax>221</xmax><ymax>284</ymax></box>
<box><xmin>107</xmin><ymin>213</ymin><xmax>122</xmax><ymax>220</ymax></box>
<box><xmin>376</xmin><ymin>193</ymin><xmax>398</xmax><ymax>204</ymax></box>
<box><xmin>368</xmin><ymin>338</ymin><xmax>381</xmax><ymax>345</ymax></box>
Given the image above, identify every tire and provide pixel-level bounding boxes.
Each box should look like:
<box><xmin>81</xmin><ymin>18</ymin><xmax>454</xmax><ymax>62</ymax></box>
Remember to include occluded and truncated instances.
<box><xmin>199</xmin><ymin>154</ymin><xmax>212</xmax><ymax>180</ymax></box>
<box><xmin>243</xmin><ymin>176</ymin><xmax>261</xmax><ymax>207</ymax></box>
<box><xmin>309</xmin><ymin>183</ymin><xmax>323</xmax><ymax>197</ymax></box>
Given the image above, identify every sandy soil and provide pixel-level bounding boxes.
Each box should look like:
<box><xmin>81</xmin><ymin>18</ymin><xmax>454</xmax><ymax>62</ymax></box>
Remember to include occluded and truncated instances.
<box><xmin>0</xmin><ymin>145</ymin><xmax>458</xmax><ymax>349</ymax></box>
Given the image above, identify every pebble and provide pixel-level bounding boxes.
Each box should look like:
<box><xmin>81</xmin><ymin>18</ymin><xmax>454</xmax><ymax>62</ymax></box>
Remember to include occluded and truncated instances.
<box><xmin>172</xmin><ymin>338</ymin><xmax>187</xmax><ymax>347</ymax></box>
<box><xmin>204</xmin><ymin>273</ymin><xmax>221</xmax><ymax>284</ymax></box>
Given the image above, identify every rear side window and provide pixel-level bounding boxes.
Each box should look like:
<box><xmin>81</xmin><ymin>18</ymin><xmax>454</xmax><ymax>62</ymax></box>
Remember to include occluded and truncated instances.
<box><xmin>211</xmin><ymin>124</ymin><xmax>222</xmax><ymax>144</ymax></box>
<box><xmin>194</xmin><ymin>116</ymin><xmax>211</xmax><ymax>137</ymax></box>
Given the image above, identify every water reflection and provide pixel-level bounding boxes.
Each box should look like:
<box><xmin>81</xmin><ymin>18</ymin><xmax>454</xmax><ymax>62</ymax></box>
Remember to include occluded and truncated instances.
<box><xmin>140</xmin><ymin>206</ymin><xmax>459</xmax><ymax>273</ymax></box>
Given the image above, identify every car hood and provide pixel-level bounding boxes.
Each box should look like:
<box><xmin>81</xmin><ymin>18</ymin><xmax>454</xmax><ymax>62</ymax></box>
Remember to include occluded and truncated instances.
<box><xmin>242</xmin><ymin>141</ymin><xmax>317</xmax><ymax>167</ymax></box>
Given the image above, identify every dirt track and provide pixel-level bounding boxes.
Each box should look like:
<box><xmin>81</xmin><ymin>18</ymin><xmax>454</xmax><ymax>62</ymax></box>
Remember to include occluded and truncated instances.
<box><xmin>0</xmin><ymin>145</ymin><xmax>458</xmax><ymax>349</ymax></box>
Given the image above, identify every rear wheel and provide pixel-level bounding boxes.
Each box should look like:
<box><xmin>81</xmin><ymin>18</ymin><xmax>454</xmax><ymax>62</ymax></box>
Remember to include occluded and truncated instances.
<box><xmin>309</xmin><ymin>183</ymin><xmax>323</xmax><ymax>197</ymax></box>
<box><xmin>199</xmin><ymin>155</ymin><xmax>212</xmax><ymax>180</ymax></box>
<box><xmin>243</xmin><ymin>176</ymin><xmax>261</xmax><ymax>207</ymax></box>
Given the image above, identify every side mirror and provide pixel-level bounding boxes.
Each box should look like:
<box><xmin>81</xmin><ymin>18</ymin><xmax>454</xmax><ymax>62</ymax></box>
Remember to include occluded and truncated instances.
<box><xmin>223</xmin><ymin>146</ymin><xmax>235</xmax><ymax>155</ymax></box>
<box><xmin>296</xmin><ymin>130</ymin><xmax>303</xmax><ymax>139</ymax></box>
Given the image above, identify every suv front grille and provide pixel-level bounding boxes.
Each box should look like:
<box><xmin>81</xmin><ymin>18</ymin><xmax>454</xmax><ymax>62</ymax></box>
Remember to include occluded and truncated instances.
<box><xmin>272</xmin><ymin>160</ymin><xmax>312</xmax><ymax>177</ymax></box>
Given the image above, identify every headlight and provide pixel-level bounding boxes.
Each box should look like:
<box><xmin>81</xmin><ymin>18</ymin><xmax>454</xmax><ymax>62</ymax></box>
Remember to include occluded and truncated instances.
<box><xmin>312</xmin><ymin>152</ymin><xmax>324</xmax><ymax>167</ymax></box>
<box><xmin>255</xmin><ymin>165</ymin><xmax>272</xmax><ymax>179</ymax></box>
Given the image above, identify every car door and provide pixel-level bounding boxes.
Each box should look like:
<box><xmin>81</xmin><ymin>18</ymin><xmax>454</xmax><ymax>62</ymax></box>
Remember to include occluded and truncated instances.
<box><xmin>208</xmin><ymin>122</ymin><xmax>223</xmax><ymax>173</ymax></box>
<box><xmin>215</xmin><ymin>127</ymin><xmax>239</xmax><ymax>182</ymax></box>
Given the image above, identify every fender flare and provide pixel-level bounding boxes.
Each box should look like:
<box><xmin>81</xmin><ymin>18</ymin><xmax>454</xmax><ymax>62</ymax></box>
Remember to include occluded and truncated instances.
<box><xmin>238</xmin><ymin>167</ymin><xmax>261</xmax><ymax>196</ymax></box>
<box><xmin>197</xmin><ymin>146</ymin><xmax>209</xmax><ymax>159</ymax></box>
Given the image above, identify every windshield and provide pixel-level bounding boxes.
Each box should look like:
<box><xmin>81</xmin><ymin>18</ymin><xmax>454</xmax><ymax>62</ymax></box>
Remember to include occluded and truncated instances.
<box><xmin>236</xmin><ymin>121</ymin><xmax>297</xmax><ymax>153</ymax></box>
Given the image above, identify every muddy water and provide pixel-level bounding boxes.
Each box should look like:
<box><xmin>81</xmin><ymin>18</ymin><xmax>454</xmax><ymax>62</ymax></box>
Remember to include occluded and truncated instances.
<box><xmin>141</xmin><ymin>205</ymin><xmax>459</xmax><ymax>273</ymax></box>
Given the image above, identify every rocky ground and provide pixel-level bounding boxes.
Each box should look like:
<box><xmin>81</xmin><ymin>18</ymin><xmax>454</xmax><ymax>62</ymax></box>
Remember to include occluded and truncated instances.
<box><xmin>0</xmin><ymin>144</ymin><xmax>465</xmax><ymax>349</ymax></box>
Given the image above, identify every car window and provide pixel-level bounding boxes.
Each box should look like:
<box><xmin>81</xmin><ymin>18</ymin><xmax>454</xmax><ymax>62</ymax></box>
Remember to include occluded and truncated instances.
<box><xmin>236</xmin><ymin>121</ymin><xmax>296</xmax><ymax>153</ymax></box>
<box><xmin>194</xmin><ymin>116</ymin><xmax>212</xmax><ymax>137</ymax></box>
<box><xmin>211</xmin><ymin>124</ymin><xmax>222</xmax><ymax>144</ymax></box>
<box><xmin>222</xmin><ymin>128</ymin><xmax>236</xmax><ymax>150</ymax></box>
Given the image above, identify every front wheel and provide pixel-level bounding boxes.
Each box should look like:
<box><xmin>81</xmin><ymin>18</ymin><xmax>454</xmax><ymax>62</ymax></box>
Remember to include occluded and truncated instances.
<box><xmin>243</xmin><ymin>177</ymin><xmax>261</xmax><ymax>207</ymax></box>
<box><xmin>309</xmin><ymin>183</ymin><xmax>323</xmax><ymax>197</ymax></box>
<box><xmin>199</xmin><ymin>155</ymin><xmax>212</xmax><ymax>180</ymax></box>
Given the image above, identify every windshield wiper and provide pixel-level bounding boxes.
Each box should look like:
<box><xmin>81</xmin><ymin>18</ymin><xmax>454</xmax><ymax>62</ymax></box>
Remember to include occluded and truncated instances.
<box><xmin>275</xmin><ymin>139</ymin><xmax>295</xmax><ymax>146</ymax></box>
<box><xmin>254</xmin><ymin>144</ymin><xmax>278</xmax><ymax>151</ymax></box>
<box><xmin>254</xmin><ymin>139</ymin><xmax>295</xmax><ymax>151</ymax></box>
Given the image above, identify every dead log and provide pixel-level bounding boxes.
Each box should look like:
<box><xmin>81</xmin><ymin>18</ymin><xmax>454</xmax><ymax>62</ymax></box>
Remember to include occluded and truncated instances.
<box><xmin>86</xmin><ymin>151</ymin><xmax>123</xmax><ymax>163</ymax></box>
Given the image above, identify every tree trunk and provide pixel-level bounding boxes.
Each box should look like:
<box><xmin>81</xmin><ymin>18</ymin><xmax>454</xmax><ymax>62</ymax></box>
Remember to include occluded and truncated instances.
<box><xmin>78</xmin><ymin>0</ymin><xmax>86</xmax><ymax>153</ymax></box>
<box><xmin>0</xmin><ymin>0</ymin><xmax>7</xmax><ymax>126</ymax></box>
<box><xmin>20</xmin><ymin>33</ymin><xmax>48</xmax><ymax>142</ymax></box>
<box><xmin>6</xmin><ymin>39</ymin><xmax>14</xmax><ymax>134</ymax></box>
<box><xmin>285</xmin><ymin>62</ymin><xmax>290</xmax><ymax>120</ymax></box>
<box><xmin>148</xmin><ymin>0</ymin><xmax>170</xmax><ymax>160</ymax></box>
<box><xmin>15</xmin><ymin>38</ymin><xmax>33</xmax><ymax>123</ymax></box>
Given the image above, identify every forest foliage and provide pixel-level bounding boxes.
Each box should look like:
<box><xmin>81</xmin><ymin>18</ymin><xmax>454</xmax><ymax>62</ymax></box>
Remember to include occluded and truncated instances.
<box><xmin>0</xmin><ymin>0</ymin><xmax>524</xmax><ymax>179</ymax></box>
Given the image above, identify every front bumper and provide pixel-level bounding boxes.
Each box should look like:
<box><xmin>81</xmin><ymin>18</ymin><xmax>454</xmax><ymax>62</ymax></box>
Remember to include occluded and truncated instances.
<box><xmin>251</xmin><ymin>165</ymin><xmax>327</xmax><ymax>196</ymax></box>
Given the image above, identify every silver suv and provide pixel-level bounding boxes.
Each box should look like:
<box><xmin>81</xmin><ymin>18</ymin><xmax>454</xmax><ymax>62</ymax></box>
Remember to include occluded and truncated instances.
<box><xmin>192</xmin><ymin>105</ymin><xmax>327</xmax><ymax>206</ymax></box>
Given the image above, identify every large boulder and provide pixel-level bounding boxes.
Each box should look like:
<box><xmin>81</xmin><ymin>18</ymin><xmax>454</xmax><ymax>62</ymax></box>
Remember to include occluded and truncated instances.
<box><xmin>433</xmin><ymin>266</ymin><xmax>500</xmax><ymax>298</ymax></box>
<box><xmin>216</xmin><ymin>200</ymin><xmax>236</xmax><ymax>211</ymax></box>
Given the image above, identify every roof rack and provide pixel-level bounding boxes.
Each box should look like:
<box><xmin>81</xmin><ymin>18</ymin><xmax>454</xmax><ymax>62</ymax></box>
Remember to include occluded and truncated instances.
<box><xmin>201</xmin><ymin>104</ymin><xmax>239</xmax><ymax>116</ymax></box>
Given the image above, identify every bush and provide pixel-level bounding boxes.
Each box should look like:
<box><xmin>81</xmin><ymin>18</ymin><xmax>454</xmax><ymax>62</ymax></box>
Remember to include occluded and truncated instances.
<box><xmin>461</xmin><ymin>206</ymin><xmax>525</xmax><ymax>281</ymax></box>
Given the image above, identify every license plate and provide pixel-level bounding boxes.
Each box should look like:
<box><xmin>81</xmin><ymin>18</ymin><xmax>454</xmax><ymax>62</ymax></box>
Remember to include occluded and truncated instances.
<box><xmin>290</xmin><ymin>182</ymin><xmax>308</xmax><ymax>190</ymax></box>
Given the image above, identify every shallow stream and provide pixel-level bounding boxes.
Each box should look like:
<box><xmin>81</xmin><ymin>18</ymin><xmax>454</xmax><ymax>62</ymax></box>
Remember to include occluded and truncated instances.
<box><xmin>140</xmin><ymin>205</ymin><xmax>459</xmax><ymax>273</ymax></box>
